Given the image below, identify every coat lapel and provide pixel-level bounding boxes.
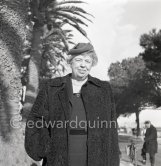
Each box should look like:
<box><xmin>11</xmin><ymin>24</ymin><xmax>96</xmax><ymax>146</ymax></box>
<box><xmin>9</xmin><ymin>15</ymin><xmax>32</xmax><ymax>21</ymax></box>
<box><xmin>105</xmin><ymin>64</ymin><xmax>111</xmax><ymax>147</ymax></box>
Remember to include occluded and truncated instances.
<box><xmin>58</xmin><ymin>89</ymin><xmax>70</xmax><ymax>122</ymax></box>
<box><xmin>58</xmin><ymin>74</ymin><xmax>73</xmax><ymax>126</ymax></box>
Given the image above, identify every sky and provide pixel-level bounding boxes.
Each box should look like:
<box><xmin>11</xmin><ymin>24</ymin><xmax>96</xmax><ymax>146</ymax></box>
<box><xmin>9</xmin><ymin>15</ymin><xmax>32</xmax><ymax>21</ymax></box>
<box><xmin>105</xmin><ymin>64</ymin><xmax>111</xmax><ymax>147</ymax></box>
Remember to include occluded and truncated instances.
<box><xmin>118</xmin><ymin>107</ymin><xmax>161</xmax><ymax>127</ymax></box>
<box><xmin>70</xmin><ymin>0</ymin><xmax>161</xmax><ymax>80</ymax></box>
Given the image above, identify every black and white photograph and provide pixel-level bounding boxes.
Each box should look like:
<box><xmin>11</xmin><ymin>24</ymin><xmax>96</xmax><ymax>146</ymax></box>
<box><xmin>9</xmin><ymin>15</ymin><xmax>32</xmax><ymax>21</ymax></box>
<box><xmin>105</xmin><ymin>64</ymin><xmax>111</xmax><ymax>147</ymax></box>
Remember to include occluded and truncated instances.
<box><xmin>0</xmin><ymin>0</ymin><xmax>161</xmax><ymax>166</ymax></box>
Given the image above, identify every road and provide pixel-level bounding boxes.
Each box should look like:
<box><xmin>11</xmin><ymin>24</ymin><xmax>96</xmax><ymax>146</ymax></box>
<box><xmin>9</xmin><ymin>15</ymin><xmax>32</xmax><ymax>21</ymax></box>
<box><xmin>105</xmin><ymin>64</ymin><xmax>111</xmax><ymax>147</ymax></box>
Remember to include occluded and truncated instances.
<box><xmin>119</xmin><ymin>135</ymin><xmax>161</xmax><ymax>166</ymax></box>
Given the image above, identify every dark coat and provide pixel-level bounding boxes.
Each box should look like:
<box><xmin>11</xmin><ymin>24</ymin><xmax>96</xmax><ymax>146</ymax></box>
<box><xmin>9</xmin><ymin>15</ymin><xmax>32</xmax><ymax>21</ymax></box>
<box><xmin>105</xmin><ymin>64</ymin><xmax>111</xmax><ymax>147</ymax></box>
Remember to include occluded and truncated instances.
<box><xmin>145</xmin><ymin>125</ymin><xmax>158</xmax><ymax>154</ymax></box>
<box><xmin>25</xmin><ymin>74</ymin><xmax>120</xmax><ymax>166</ymax></box>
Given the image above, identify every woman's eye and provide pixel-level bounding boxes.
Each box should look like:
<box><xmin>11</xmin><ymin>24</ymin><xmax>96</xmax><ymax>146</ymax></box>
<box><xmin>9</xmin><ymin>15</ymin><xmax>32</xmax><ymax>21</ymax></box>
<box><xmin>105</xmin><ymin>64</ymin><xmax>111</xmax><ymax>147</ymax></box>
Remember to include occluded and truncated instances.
<box><xmin>75</xmin><ymin>58</ymin><xmax>82</xmax><ymax>61</ymax></box>
<box><xmin>86</xmin><ymin>60</ymin><xmax>92</xmax><ymax>63</ymax></box>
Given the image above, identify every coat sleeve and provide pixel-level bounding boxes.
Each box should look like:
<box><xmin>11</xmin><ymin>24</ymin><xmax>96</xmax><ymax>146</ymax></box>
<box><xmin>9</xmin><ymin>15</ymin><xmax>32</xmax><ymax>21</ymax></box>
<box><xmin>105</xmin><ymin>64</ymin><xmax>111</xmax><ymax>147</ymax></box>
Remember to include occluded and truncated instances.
<box><xmin>107</xmin><ymin>83</ymin><xmax>120</xmax><ymax>166</ymax></box>
<box><xmin>24</xmin><ymin>82</ymin><xmax>51</xmax><ymax>161</ymax></box>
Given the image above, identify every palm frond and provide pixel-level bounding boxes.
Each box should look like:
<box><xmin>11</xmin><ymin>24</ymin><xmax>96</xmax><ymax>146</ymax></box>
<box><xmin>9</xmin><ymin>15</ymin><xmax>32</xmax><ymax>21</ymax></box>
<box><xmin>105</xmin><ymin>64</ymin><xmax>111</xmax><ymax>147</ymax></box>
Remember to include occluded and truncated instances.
<box><xmin>47</xmin><ymin>42</ymin><xmax>64</xmax><ymax>50</ymax></box>
<box><xmin>62</xmin><ymin>29</ymin><xmax>72</xmax><ymax>33</ymax></box>
<box><xmin>63</xmin><ymin>19</ymin><xmax>90</xmax><ymax>41</ymax></box>
<box><xmin>53</xmin><ymin>12</ymin><xmax>88</xmax><ymax>26</ymax></box>
<box><xmin>39</xmin><ymin>0</ymin><xmax>53</xmax><ymax>11</ymax></box>
<box><xmin>44</xmin><ymin>0</ymin><xmax>92</xmax><ymax>49</ymax></box>
<box><xmin>43</xmin><ymin>28</ymin><xmax>62</xmax><ymax>39</ymax></box>
<box><xmin>67</xmin><ymin>33</ymin><xmax>74</xmax><ymax>37</ymax></box>
<box><xmin>66</xmin><ymin>37</ymin><xmax>73</xmax><ymax>40</ymax></box>
<box><xmin>54</xmin><ymin>28</ymin><xmax>69</xmax><ymax>51</ymax></box>
<box><xmin>68</xmin><ymin>41</ymin><xmax>76</xmax><ymax>45</ymax></box>
<box><xmin>62</xmin><ymin>65</ymin><xmax>66</xmax><ymax>73</ymax></box>
<box><xmin>54</xmin><ymin>5</ymin><xmax>93</xmax><ymax>17</ymax></box>
<box><xmin>57</xmin><ymin>0</ymin><xmax>87</xmax><ymax>6</ymax></box>
<box><xmin>59</xmin><ymin>54</ymin><xmax>66</xmax><ymax>60</ymax></box>
<box><xmin>55</xmin><ymin>8</ymin><xmax>93</xmax><ymax>23</ymax></box>
<box><xmin>72</xmin><ymin>24</ymin><xmax>89</xmax><ymax>40</ymax></box>
<box><xmin>55</xmin><ymin>6</ymin><xmax>93</xmax><ymax>17</ymax></box>
<box><xmin>3</xmin><ymin>0</ymin><xmax>21</xmax><ymax>6</ymax></box>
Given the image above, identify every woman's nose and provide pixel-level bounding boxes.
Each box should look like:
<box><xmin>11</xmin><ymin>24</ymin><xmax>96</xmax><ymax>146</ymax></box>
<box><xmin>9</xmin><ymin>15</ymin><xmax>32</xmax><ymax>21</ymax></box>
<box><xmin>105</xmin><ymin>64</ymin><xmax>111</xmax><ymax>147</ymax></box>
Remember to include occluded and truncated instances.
<box><xmin>80</xmin><ymin>60</ymin><xmax>86</xmax><ymax>67</ymax></box>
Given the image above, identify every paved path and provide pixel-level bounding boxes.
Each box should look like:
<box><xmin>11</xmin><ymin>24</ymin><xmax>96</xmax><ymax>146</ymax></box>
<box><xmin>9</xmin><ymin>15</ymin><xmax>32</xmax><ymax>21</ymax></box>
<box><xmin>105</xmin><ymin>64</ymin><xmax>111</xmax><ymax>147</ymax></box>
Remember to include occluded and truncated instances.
<box><xmin>119</xmin><ymin>135</ymin><xmax>161</xmax><ymax>166</ymax></box>
<box><xmin>120</xmin><ymin>161</ymin><xmax>133</xmax><ymax>166</ymax></box>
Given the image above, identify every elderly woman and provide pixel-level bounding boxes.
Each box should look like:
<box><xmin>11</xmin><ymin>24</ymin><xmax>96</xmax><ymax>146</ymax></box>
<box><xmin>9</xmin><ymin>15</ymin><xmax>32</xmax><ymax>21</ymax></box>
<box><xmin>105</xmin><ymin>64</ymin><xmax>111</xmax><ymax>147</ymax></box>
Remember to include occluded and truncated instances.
<box><xmin>25</xmin><ymin>43</ymin><xmax>120</xmax><ymax>166</ymax></box>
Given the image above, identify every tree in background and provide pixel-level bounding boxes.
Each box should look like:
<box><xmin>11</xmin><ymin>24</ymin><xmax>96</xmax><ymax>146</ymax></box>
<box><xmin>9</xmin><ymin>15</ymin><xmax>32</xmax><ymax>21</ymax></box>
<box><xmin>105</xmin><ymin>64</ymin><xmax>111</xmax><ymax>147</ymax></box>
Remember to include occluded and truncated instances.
<box><xmin>108</xmin><ymin>56</ymin><xmax>155</xmax><ymax>136</ymax></box>
<box><xmin>140</xmin><ymin>29</ymin><xmax>161</xmax><ymax>107</ymax></box>
<box><xmin>140</xmin><ymin>29</ymin><xmax>161</xmax><ymax>72</ymax></box>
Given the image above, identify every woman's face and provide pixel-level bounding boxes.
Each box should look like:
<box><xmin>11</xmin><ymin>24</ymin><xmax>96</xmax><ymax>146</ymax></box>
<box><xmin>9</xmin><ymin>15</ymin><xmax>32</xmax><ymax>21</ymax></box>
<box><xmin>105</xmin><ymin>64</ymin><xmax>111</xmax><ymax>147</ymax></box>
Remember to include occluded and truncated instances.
<box><xmin>71</xmin><ymin>54</ymin><xmax>93</xmax><ymax>80</ymax></box>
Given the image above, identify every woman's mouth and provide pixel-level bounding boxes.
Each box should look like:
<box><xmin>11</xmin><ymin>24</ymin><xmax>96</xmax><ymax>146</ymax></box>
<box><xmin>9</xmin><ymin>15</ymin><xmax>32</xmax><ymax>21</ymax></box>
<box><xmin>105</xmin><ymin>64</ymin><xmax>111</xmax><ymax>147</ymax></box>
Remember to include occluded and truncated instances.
<box><xmin>78</xmin><ymin>69</ymin><xmax>86</xmax><ymax>73</ymax></box>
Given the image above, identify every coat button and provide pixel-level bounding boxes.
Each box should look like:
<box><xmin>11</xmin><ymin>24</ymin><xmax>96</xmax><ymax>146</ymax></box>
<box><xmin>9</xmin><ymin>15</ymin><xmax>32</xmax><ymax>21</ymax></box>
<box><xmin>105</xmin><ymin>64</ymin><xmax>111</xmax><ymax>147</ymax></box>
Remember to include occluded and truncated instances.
<box><xmin>76</xmin><ymin>93</ymin><xmax>80</xmax><ymax>97</ymax></box>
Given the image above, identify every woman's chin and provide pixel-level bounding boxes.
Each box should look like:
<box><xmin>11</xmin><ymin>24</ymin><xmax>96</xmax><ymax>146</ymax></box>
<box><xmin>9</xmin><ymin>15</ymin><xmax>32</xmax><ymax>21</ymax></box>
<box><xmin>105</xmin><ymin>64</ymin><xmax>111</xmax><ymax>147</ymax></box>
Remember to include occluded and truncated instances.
<box><xmin>77</xmin><ymin>74</ymin><xmax>88</xmax><ymax>80</ymax></box>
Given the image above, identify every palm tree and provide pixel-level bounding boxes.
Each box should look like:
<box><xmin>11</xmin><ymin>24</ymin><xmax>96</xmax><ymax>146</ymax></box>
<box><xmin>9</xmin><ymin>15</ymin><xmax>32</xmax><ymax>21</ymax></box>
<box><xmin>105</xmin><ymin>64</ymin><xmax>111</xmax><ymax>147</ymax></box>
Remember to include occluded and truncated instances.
<box><xmin>25</xmin><ymin>0</ymin><xmax>93</xmax><ymax>117</ymax></box>
<box><xmin>40</xmin><ymin>23</ymin><xmax>77</xmax><ymax>80</ymax></box>
<box><xmin>0</xmin><ymin>0</ymin><xmax>39</xmax><ymax>165</ymax></box>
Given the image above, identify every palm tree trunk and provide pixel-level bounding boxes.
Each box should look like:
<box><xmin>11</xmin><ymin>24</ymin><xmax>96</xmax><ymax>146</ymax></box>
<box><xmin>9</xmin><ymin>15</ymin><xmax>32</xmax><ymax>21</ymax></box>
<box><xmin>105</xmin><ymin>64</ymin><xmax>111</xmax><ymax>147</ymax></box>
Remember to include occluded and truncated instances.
<box><xmin>135</xmin><ymin>111</ymin><xmax>140</xmax><ymax>137</ymax></box>
<box><xmin>24</xmin><ymin>25</ymin><xmax>44</xmax><ymax>118</ymax></box>
<box><xmin>0</xmin><ymin>1</ymin><xmax>41</xmax><ymax>165</ymax></box>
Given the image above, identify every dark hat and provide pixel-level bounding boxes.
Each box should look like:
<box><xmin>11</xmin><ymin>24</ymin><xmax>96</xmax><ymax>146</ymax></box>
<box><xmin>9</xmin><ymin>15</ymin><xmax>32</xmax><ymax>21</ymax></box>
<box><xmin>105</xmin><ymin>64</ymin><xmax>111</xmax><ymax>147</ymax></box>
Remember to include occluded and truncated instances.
<box><xmin>144</xmin><ymin>120</ymin><xmax>151</xmax><ymax>124</ymax></box>
<box><xmin>68</xmin><ymin>42</ymin><xmax>94</xmax><ymax>55</ymax></box>
<box><xmin>67</xmin><ymin>42</ymin><xmax>98</xmax><ymax>66</ymax></box>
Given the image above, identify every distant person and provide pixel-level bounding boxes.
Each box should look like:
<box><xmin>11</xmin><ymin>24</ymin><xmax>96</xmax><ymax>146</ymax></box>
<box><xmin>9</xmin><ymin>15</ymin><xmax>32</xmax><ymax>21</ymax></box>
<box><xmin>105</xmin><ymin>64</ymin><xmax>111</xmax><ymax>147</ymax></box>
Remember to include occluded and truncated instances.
<box><xmin>141</xmin><ymin>141</ymin><xmax>146</xmax><ymax>164</ymax></box>
<box><xmin>142</xmin><ymin>121</ymin><xmax>158</xmax><ymax>166</ymax></box>
<box><xmin>127</xmin><ymin>139</ymin><xmax>137</xmax><ymax>164</ymax></box>
<box><xmin>132</xmin><ymin>128</ymin><xmax>137</xmax><ymax>136</ymax></box>
<box><xmin>141</xmin><ymin>126</ymin><xmax>147</xmax><ymax>164</ymax></box>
